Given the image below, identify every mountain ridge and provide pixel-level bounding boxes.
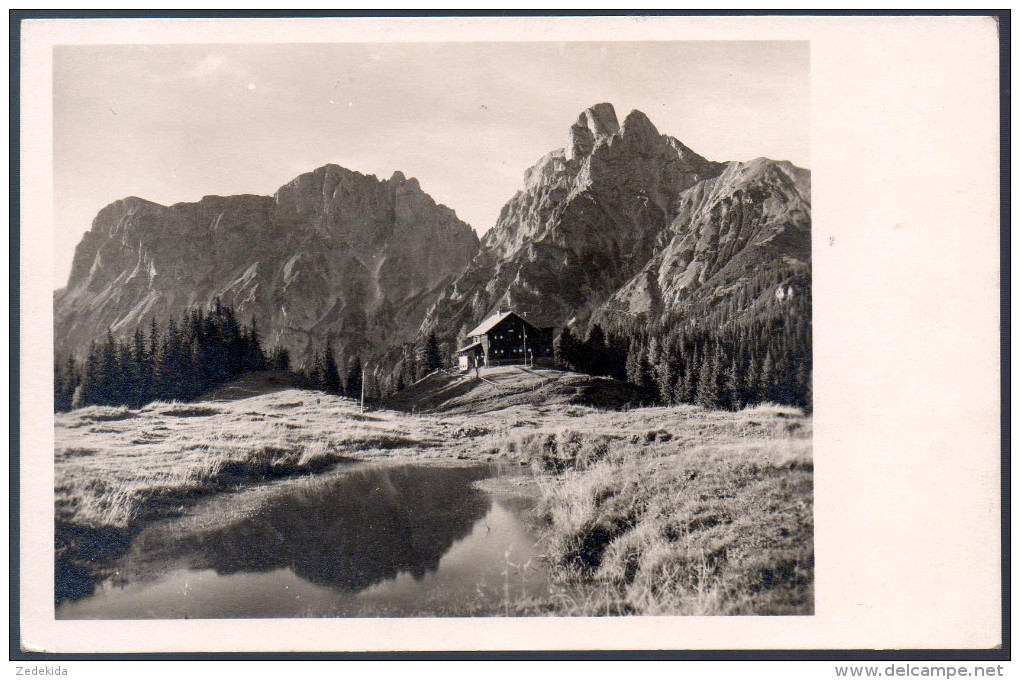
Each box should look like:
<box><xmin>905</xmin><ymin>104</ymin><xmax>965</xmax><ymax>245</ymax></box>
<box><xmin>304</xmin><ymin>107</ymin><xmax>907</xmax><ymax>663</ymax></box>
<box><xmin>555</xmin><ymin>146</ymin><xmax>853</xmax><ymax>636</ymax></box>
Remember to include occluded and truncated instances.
<box><xmin>55</xmin><ymin>102</ymin><xmax>810</xmax><ymax>386</ymax></box>
<box><xmin>55</xmin><ymin>165</ymin><xmax>480</xmax><ymax>365</ymax></box>
<box><xmin>420</xmin><ymin>102</ymin><xmax>807</xmax><ymax>346</ymax></box>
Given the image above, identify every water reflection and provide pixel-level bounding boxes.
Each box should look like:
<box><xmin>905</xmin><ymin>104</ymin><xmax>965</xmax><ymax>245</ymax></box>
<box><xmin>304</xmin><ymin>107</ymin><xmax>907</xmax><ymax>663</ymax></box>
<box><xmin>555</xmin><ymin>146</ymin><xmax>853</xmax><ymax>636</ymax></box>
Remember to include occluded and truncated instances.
<box><xmin>57</xmin><ymin>464</ymin><xmax>546</xmax><ymax>618</ymax></box>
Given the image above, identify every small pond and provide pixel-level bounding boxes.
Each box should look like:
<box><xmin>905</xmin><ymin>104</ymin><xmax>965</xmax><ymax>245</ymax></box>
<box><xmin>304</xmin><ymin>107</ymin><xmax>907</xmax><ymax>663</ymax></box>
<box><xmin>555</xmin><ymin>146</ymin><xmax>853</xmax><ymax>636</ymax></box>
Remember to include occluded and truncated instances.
<box><xmin>56</xmin><ymin>464</ymin><xmax>549</xmax><ymax>618</ymax></box>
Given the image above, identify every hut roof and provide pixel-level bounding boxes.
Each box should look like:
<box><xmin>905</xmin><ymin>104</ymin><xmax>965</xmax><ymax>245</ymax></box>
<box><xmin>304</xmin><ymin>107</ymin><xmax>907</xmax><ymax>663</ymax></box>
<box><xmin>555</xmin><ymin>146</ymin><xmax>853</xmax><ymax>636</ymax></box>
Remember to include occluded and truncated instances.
<box><xmin>466</xmin><ymin>310</ymin><xmax>517</xmax><ymax>337</ymax></box>
<box><xmin>455</xmin><ymin>340</ymin><xmax>483</xmax><ymax>354</ymax></box>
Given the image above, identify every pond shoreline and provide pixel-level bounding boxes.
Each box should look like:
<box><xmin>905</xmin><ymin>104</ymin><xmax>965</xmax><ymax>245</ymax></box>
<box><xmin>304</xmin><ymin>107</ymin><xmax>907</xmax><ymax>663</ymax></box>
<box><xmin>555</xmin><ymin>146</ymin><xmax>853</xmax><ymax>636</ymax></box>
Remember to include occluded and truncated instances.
<box><xmin>56</xmin><ymin>389</ymin><xmax>813</xmax><ymax>616</ymax></box>
<box><xmin>57</xmin><ymin>461</ymin><xmax>551</xmax><ymax>619</ymax></box>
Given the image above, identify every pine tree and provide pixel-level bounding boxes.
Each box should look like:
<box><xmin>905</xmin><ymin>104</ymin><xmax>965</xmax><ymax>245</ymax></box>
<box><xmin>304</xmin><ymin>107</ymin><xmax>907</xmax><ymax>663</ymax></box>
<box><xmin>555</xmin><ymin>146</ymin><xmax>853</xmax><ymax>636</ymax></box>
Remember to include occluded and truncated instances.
<box><xmin>759</xmin><ymin>351</ymin><xmax>775</xmax><ymax>404</ymax></box>
<box><xmin>322</xmin><ymin>338</ymin><xmax>342</xmax><ymax>395</ymax></box>
<box><xmin>54</xmin><ymin>355</ymin><xmax>78</xmax><ymax>412</ymax></box>
<box><xmin>745</xmin><ymin>356</ymin><xmax>760</xmax><ymax>406</ymax></box>
<box><xmin>584</xmin><ymin>324</ymin><xmax>608</xmax><ymax>376</ymax></box>
<box><xmin>269</xmin><ymin>346</ymin><xmax>291</xmax><ymax>371</ymax></box>
<box><xmin>724</xmin><ymin>357</ymin><xmax>743</xmax><ymax>411</ymax></box>
<box><xmin>423</xmin><ymin>333</ymin><xmax>442</xmax><ymax>375</ymax></box>
<box><xmin>696</xmin><ymin>347</ymin><xmax>721</xmax><ymax>410</ymax></box>
<box><xmin>345</xmin><ymin>355</ymin><xmax>363</xmax><ymax>400</ymax></box>
<box><xmin>625</xmin><ymin>339</ymin><xmax>645</xmax><ymax>386</ymax></box>
<box><xmin>554</xmin><ymin>327</ymin><xmax>579</xmax><ymax>371</ymax></box>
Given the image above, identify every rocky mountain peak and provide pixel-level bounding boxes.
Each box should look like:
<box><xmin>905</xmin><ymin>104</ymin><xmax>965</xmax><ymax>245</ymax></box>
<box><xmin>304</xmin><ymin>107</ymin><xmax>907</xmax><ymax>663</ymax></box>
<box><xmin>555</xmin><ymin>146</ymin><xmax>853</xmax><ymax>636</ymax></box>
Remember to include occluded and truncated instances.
<box><xmin>55</xmin><ymin>163</ymin><xmax>480</xmax><ymax>366</ymax></box>
<box><xmin>567</xmin><ymin>102</ymin><xmax>621</xmax><ymax>160</ymax></box>
<box><xmin>422</xmin><ymin>103</ymin><xmax>733</xmax><ymax>340</ymax></box>
<box><xmin>619</xmin><ymin>109</ymin><xmax>661</xmax><ymax>146</ymax></box>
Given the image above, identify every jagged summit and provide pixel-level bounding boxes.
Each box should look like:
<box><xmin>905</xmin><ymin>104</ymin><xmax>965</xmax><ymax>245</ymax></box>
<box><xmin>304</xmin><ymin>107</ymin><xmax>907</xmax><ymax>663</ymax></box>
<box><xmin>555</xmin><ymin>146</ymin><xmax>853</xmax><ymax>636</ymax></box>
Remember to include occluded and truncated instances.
<box><xmin>565</xmin><ymin>103</ymin><xmax>668</xmax><ymax>161</ymax></box>
<box><xmin>619</xmin><ymin>109</ymin><xmax>661</xmax><ymax>147</ymax></box>
<box><xmin>567</xmin><ymin>102</ymin><xmax>621</xmax><ymax>160</ymax></box>
<box><xmin>422</xmin><ymin>104</ymin><xmax>731</xmax><ymax>340</ymax></box>
<box><xmin>55</xmin><ymin>162</ymin><xmax>480</xmax><ymax>365</ymax></box>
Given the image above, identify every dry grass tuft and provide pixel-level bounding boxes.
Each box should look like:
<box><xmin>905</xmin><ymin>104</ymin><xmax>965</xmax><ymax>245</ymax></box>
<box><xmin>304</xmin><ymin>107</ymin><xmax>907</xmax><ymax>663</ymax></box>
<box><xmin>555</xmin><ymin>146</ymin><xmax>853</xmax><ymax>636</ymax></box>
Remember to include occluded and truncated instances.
<box><xmin>532</xmin><ymin>415</ymin><xmax>813</xmax><ymax>616</ymax></box>
<box><xmin>501</xmin><ymin>429</ymin><xmax>615</xmax><ymax>472</ymax></box>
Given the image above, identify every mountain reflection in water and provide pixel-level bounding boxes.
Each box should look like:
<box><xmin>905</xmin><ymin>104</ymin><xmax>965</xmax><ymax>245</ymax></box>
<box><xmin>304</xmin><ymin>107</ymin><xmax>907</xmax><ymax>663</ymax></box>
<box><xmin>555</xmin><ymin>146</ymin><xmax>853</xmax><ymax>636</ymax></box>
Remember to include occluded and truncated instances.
<box><xmin>57</xmin><ymin>464</ymin><xmax>546</xmax><ymax>618</ymax></box>
<box><xmin>148</xmin><ymin>465</ymin><xmax>491</xmax><ymax>591</ymax></box>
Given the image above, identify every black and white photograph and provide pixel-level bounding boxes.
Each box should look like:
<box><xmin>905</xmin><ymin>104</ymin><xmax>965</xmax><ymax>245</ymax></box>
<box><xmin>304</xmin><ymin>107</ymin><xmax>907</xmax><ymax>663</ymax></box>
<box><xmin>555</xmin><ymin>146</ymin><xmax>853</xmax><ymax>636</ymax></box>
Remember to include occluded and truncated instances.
<box><xmin>49</xmin><ymin>38</ymin><xmax>813</xmax><ymax>620</ymax></box>
<box><xmin>16</xmin><ymin>14</ymin><xmax>1002</xmax><ymax>657</ymax></box>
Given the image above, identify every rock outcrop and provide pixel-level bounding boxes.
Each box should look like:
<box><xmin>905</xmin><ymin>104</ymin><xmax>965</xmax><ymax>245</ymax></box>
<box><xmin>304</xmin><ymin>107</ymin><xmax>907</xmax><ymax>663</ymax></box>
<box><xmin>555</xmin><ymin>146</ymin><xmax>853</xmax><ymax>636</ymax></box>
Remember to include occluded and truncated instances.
<box><xmin>421</xmin><ymin>103</ymin><xmax>727</xmax><ymax>341</ymax></box>
<box><xmin>594</xmin><ymin>157</ymin><xmax>811</xmax><ymax>325</ymax></box>
<box><xmin>54</xmin><ymin>165</ymin><xmax>479</xmax><ymax>365</ymax></box>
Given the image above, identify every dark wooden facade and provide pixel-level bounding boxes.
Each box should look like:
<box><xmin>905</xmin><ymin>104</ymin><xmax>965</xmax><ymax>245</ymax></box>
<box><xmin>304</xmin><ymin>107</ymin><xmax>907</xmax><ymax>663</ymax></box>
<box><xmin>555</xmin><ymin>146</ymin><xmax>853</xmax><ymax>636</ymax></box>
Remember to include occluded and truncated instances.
<box><xmin>456</xmin><ymin>310</ymin><xmax>553</xmax><ymax>370</ymax></box>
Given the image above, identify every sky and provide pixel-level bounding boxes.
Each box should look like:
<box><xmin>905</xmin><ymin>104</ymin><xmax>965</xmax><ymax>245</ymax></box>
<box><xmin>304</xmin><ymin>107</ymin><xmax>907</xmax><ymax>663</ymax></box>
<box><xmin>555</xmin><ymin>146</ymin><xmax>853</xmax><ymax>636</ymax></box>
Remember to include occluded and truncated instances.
<box><xmin>53</xmin><ymin>41</ymin><xmax>809</xmax><ymax>287</ymax></box>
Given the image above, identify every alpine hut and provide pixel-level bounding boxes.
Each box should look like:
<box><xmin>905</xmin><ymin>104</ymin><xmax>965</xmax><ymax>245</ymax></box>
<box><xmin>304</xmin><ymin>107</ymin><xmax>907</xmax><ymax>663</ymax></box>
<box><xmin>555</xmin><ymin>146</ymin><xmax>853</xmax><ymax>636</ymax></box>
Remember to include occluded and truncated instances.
<box><xmin>455</xmin><ymin>309</ymin><xmax>553</xmax><ymax>371</ymax></box>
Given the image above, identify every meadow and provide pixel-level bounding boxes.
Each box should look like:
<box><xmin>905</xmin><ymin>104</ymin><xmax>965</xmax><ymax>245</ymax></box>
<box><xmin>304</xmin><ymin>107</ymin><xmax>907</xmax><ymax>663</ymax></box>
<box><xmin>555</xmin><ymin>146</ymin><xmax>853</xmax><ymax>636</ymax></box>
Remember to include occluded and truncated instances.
<box><xmin>55</xmin><ymin>368</ymin><xmax>812</xmax><ymax>615</ymax></box>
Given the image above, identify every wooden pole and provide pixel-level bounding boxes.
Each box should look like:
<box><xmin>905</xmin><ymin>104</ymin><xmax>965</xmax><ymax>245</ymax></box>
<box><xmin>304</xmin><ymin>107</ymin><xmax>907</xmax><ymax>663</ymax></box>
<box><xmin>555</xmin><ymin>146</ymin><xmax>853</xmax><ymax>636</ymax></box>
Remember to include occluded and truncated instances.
<box><xmin>360</xmin><ymin>365</ymin><xmax>365</xmax><ymax>413</ymax></box>
<box><xmin>523</xmin><ymin>325</ymin><xmax>529</xmax><ymax>367</ymax></box>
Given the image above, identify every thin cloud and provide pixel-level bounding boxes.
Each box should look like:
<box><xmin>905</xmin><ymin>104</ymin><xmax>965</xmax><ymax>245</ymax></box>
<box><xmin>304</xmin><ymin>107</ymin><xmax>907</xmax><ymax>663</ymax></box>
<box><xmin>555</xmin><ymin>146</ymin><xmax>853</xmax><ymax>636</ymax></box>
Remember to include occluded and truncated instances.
<box><xmin>151</xmin><ymin>52</ymin><xmax>249</xmax><ymax>86</ymax></box>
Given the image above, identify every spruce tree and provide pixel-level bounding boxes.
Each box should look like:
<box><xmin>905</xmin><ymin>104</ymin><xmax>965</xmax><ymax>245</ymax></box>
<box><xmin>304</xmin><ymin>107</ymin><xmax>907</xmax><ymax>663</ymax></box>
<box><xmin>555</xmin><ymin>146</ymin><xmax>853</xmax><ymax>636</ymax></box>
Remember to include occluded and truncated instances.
<box><xmin>625</xmin><ymin>339</ymin><xmax>645</xmax><ymax>386</ymax></box>
<box><xmin>759</xmin><ymin>351</ymin><xmax>775</xmax><ymax>404</ymax></box>
<box><xmin>394</xmin><ymin>362</ymin><xmax>406</xmax><ymax>393</ymax></box>
<box><xmin>696</xmin><ymin>348</ymin><xmax>720</xmax><ymax>410</ymax></box>
<box><xmin>584</xmin><ymin>324</ymin><xmax>608</xmax><ymax>376</ymax></box>
<box><xmin>148</xmin><ymin>318</ymin><xmax>161</xmax><ymax>399</ymax></box>
<box><xmin>270</xmin><ymin>346</ymin><xmax>291</xmax><ymax>371</ymax></box>
<box><xmin>745</xmin><ymin>356</ymin><xmax>760</xmax><ymax>406</ymax></box>
<box><xmin>54</xmin><ymin>355</ymin><xmax>78</xmax><ymax>412</ymax></box>
<box><xmin>130</xmin><ymin>327</ymin><xmax>148</xmax><ymax>407</ymax></box>
<box><xmin>307</xmin><ymin>349</ymin><xmax>323</xmax><ymax>390</ymax></box>
<box><xmin>554</xmin><ymin>327</ymin><xmax>578</xmax><ymax>371</ymax></box>
<box><xmin>678</xmin><ymin>351</ymin><xmax>698</xmax><ymax>404</ymax></box>
<box><xmin>97</xmin><ymin>329</ymin><xmax>118</xmax><ymax>405</ymax></box>
<box><xmin>322</xmin><ymin>339</ymin><xmax>342</xmax><ymax>395</ymax></box>
<box><xmin>345</xmin><ymin>356</ymin><xmax>363</xmax><ymax>399</ymax></box>
<box><xmin>724</xmin><ymin>357</ymin><xmax>743</xmax><ymax>411</ymax></box>
<box><xmin>423</xmin><ymin>333</ymin><xmax>442</xmax><ymax>374</ymax></box>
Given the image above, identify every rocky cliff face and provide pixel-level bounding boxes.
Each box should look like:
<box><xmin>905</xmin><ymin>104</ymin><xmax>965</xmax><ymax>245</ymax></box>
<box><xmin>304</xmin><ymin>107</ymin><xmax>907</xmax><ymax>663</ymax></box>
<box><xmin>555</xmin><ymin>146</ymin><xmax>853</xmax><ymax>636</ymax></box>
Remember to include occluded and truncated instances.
<box><xmin>421</xmin><ymin>102</ymin><xmax>727</xmax><ymax>340</ymax></box>
<box><xmin>593</xmin><ymin>157</ymin><xmax>811</xmax><ymax>326</ymax></box>
<box><xmin>54</xmin><ymin>165</ymin><xmax>479</xmax><ymax>364</ymax></box>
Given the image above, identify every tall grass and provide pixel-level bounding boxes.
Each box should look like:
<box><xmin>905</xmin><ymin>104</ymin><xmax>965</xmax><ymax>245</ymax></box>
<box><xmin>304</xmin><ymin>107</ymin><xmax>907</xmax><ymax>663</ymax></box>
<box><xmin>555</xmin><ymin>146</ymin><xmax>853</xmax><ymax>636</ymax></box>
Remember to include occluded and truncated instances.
<box><xmin>54</xmin><ymin>390</ymin><xmax>417</xmax><ymax>530</ymax></box>
<box><xmin>535</xmin><ymin>437</ymin><xmax>813</xmax><ymax>615</ymax></box>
